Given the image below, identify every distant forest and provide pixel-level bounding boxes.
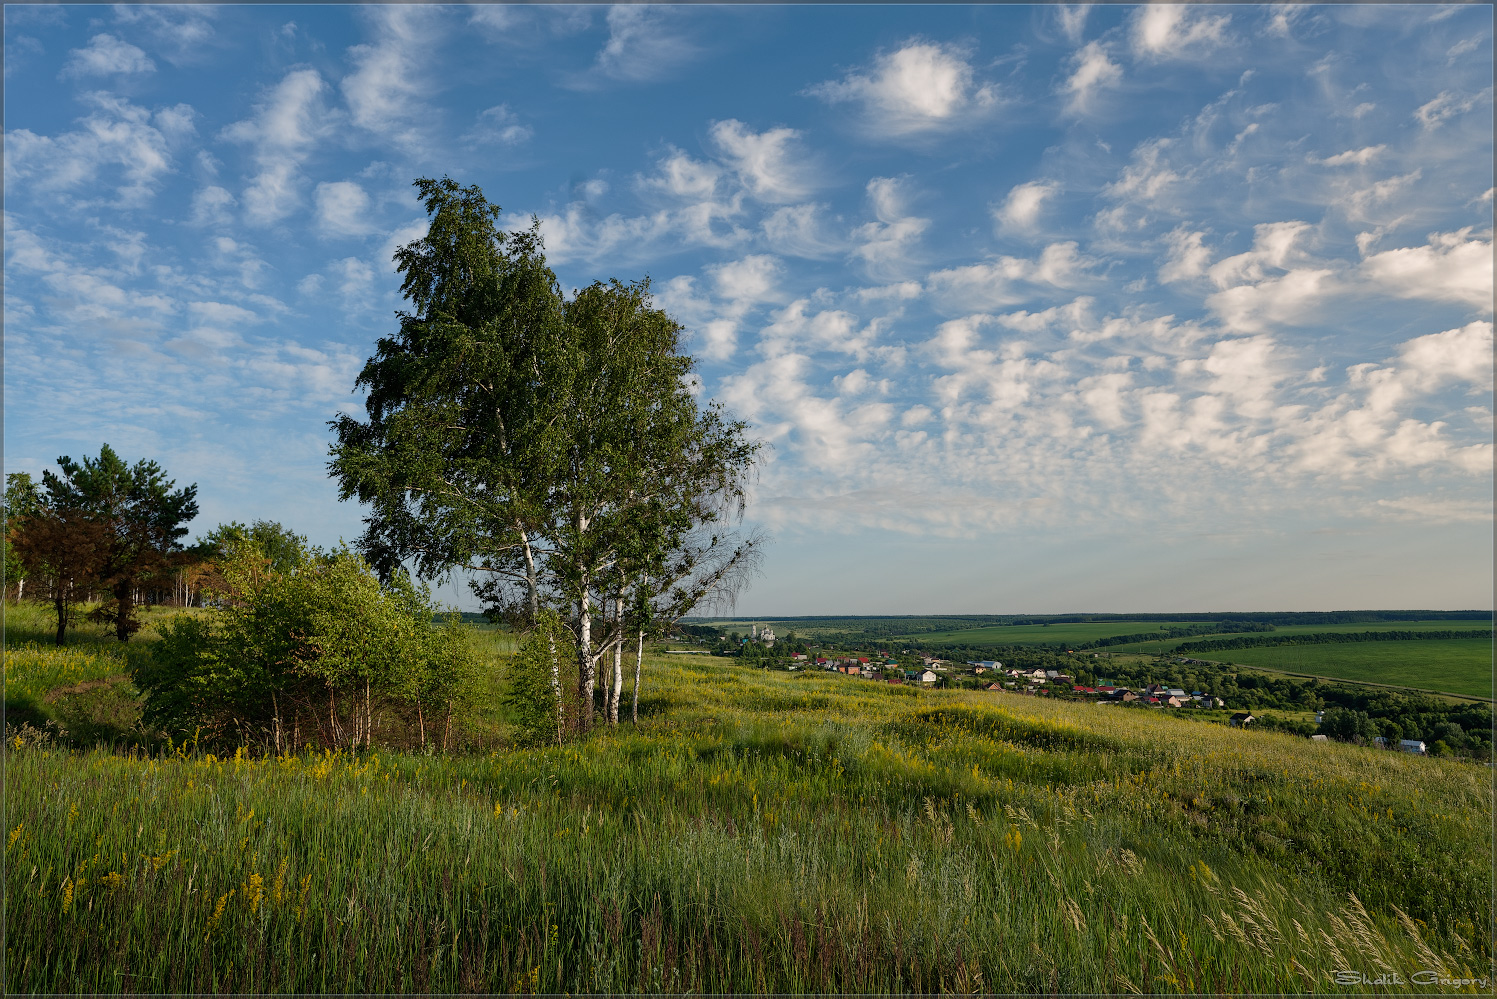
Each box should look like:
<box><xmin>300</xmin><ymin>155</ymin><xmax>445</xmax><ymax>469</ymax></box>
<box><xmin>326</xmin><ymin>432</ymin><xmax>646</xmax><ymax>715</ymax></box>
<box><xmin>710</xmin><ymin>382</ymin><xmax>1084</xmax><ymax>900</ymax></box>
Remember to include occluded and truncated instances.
<box><xmin>682</xmin><ymin>610</ymin><xmax>1494</xmax><ymax>639</ymax></box>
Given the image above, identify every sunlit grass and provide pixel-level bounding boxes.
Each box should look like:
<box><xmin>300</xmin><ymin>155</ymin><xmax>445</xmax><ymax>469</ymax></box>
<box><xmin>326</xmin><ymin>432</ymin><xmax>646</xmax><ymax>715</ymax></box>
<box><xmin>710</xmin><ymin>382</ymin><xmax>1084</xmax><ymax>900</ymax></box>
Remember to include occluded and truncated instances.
<box><xmin>5</xmin><ymin>644</ymin><xmax>1491</xmax><ymax>993</ymax></box>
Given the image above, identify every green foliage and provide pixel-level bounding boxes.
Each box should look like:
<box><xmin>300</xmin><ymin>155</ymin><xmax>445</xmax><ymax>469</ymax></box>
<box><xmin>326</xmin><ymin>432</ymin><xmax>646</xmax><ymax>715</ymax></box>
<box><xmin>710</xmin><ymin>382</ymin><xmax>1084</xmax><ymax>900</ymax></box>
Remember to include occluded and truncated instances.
<box><xmin>198</xmin><ymin>519</ymin><xmax>310</xmax><ymax>574</ymax></box>
<box><xmin>501</xmin><ymin>613</ymin><xmax>569</xmax><ymax>747</ymax></box>
<box><xmin>130</xmin><ymin>544</ymin><xmax>478</xmax><ymax>749</ymax></box>
<box><xmin>37</xmin><ymin>444</ymin><xmax>199</xmax><ymax>642</ymax></box>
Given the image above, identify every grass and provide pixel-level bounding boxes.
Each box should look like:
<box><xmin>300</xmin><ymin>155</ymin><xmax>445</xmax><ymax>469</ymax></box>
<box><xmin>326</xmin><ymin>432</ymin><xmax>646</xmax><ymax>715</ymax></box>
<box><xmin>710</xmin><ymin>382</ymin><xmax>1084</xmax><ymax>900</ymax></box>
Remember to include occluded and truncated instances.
<box><xmin>1102</xmin><ymin>620</ymin><xmax>1493</xmax><ymax>655</ymax></box>
<box><xmin>1203</xmin><ymin>640</ymin><xmax>1493</xmax><ymax>700</ymax></box>
<box><xmin>1</xmin><ymin>601</ymin><xmax>194</xmax><ymax>743</ymax></box>
<box><xmin>4</xmin><ymin>634</ymin><xmax>1493</xmax><ymax>994</ymax></box>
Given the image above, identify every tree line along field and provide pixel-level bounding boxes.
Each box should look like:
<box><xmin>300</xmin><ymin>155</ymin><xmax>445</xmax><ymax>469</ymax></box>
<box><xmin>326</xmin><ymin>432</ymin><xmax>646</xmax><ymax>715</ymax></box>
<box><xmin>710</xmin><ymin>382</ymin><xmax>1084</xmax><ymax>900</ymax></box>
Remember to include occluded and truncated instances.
<box><xmin>6</xmin><ymin>640</ymin><xmax>1493</xmax><ymax>995</ymax></box>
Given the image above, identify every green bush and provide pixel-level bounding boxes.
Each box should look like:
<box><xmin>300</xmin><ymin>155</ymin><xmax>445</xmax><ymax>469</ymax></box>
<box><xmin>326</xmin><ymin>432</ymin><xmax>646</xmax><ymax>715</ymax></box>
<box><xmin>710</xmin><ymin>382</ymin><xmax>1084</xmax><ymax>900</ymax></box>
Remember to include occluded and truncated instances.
<box><xmin>131</xmin><ymin>544</ymin><xmax>477</xmax><ymax>750</ymax></box>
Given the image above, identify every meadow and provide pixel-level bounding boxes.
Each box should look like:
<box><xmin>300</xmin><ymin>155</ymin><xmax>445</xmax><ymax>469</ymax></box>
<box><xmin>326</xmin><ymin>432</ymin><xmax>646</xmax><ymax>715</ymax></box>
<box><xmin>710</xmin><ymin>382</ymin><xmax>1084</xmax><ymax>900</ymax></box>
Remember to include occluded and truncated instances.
<box><xmin>1199</xmin><ymin>640</ymin><xmax>1492</xmax><ymax>701</ymax></box>
<box><xmin>4</xmin><ymin>627</ymin><xmax>1492</xmax><ymax>994</ymax></box>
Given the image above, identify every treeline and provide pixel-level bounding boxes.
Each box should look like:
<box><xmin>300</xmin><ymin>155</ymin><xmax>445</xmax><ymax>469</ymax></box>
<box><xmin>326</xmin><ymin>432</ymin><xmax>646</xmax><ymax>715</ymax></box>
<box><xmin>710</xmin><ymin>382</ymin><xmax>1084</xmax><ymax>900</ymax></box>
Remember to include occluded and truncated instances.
<box><xmin>1176</xmin><ymin>629</ymin><xmax>1493</xmax><ymax>653</ymax></box>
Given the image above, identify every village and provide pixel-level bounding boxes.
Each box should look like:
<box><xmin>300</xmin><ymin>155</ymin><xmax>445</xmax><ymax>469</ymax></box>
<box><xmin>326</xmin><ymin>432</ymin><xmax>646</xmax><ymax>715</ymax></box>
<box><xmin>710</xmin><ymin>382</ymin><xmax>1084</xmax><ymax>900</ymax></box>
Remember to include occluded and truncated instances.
<box><xmin>702</xmin><ymin>625</ymin><xmax>1440</xmax><ymax>753</ymax></box>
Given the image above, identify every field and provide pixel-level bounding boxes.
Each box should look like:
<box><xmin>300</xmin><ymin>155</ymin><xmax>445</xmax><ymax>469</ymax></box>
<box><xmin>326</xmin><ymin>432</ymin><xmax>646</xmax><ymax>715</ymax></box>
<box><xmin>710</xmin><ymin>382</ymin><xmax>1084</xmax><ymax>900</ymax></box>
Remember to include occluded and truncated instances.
<box><xmin>901</xmin><ymin>622</ymin><xmax>1227</xmax><ymax>647</ymax></box>
<box><xmin>1201</xmin><ymin>640</ymin><xmax>1492</xmax><ymax>701</ymax></box>
<box><xmin>1103</xmin><ymin>620</ymin><xmax>1494</xmax><ymax>654</ymax></box>
<box><xmin>5</xmin><ymin>629</ymin><xmax>1492</xmax><ymax>994</ymax></box>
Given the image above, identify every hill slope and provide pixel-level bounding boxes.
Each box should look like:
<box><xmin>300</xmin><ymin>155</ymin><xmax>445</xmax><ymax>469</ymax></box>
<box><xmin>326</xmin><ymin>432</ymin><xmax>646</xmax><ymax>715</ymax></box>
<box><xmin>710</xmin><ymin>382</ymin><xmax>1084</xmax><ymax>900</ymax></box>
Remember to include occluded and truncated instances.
<box><xmin>5</xmin><ymin>649</ymin><xmax>1490</xmax><ymax>994</ymax></box>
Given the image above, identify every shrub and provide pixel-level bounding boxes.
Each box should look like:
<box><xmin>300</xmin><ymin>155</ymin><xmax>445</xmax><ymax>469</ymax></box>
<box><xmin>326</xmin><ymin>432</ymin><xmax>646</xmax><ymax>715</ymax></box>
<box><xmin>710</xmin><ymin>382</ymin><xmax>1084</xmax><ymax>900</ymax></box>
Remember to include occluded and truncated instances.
<box><xmin>132</xmin><ymin>543</ymin><xmax>477</xmax><ymax>750</ymax></box>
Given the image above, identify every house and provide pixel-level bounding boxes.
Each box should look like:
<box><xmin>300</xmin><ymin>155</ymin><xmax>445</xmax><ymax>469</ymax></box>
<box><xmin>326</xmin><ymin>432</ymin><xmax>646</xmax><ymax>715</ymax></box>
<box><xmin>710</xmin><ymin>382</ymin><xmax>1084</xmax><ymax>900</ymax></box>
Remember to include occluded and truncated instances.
<box><xmin>1228</xmin><ymin>712</ymin><xmax>1255</xmax><ymax>727</ymax></box>
<box><xmin>791</xmin><ymin>653</ymin><xmax>807</xmax><ymax>661</ymax></box>
<box><xmin>1162</xmin><ymin>696</ymin><xmax>1184</xmax><ymax>708</ymax></box>
<box><xmin>985</xmin><ymin>682</ymin><xmax>1004</xmax><ymax>691</ymax></box>
<box><xmin>1398</xmin><ymin>739</ymin><xmax>1427</xmax><ymax>755</ymax></box>
<box><xmin>1310</xmin><ymin>734</ymin><xmax>1328</xmax><ymax>742</ymax></box>
<box><xmin>1167</xmin><ymin>688</ymin><xmax>1186</xmax><ymax>698</ymax></box>
<box><xmin>887</xmin><ymin>677</ymin><xmax>904</xmax><ymax>685</ymax></box>
<box><xmin>1116</xmin><ymin>691</ymin><xmax>1138</xmax><ymax>703</ymax></box>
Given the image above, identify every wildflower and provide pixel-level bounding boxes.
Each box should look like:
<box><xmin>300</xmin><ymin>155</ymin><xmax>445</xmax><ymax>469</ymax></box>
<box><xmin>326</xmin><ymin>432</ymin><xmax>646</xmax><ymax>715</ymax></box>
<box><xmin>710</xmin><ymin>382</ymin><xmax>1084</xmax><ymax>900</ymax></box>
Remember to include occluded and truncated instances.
<box><xmin>245</xmin><ymin>871</ymin><xmax>265</xmax><ymax>914</ymax></box>
<box><xmin>272</xmin><ymin>857</ymin><xmax>287</xmax><ymax>905</ymax></box>
<box><xmin>7</xmin><ymin>823</ymin><xmax>23</xmax><ymax>849</ymax></box>
<box><xmin>206</xmin><ymin>889</ymin><xmax>234</xmax><ymax>938</ymax></box>
<box><xmin>61</xmin><ymin>878</ymin><xmax>74</xmax><ymax>914</ymax></box>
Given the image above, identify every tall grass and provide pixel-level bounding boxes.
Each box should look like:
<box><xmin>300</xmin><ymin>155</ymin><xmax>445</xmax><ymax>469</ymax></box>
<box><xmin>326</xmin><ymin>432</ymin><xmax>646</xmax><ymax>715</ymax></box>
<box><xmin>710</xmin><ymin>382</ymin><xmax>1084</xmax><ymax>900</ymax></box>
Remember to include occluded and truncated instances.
<box><xmin>5</xmin><ymin>653</ymin><xmax>1491</xmax><ymax>993</ymax></box>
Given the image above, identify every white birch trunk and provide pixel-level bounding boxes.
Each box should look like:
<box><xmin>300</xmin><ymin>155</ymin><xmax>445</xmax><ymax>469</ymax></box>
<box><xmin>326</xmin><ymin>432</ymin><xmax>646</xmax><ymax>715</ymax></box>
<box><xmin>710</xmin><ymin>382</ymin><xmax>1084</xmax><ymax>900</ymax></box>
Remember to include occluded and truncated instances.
<box><xmin>632</xmin><ymin>628</ymin><xmax>644</xmax><ymax>724</ymax></box>
<box><xmin>609</xmin><ymin>596</ymin><xmax>624</xmax><ymax>725</ymax></box>
<box><xmin>579</xmin><ymin>581</ymin><xmax>595</xmax><ymax>730</ymax></box>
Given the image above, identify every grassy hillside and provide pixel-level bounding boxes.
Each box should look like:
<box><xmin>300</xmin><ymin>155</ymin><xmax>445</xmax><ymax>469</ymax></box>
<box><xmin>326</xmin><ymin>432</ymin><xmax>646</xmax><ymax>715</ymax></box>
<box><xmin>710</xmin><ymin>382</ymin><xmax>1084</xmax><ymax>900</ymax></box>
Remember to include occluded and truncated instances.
<box><xmin>5</xmin><ymin>639</ymin><xmax>1491</xmax><ymax>994</ymax></box>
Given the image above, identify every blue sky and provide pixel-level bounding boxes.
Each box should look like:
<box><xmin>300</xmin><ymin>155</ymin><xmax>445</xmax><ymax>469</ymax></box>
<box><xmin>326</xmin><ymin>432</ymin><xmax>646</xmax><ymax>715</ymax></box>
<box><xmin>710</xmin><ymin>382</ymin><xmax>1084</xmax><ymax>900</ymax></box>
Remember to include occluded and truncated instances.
<box><xmin>4</xmin><ymin>4</ymin><xmax>1492</xmax><ymax>614</ymax></box>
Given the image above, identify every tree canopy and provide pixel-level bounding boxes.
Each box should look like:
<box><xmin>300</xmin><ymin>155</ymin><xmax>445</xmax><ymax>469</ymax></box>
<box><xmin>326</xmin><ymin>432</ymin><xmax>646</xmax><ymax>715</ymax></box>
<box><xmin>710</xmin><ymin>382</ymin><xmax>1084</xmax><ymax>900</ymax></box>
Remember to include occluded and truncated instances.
<box><xmin>40</xmin><ymin>444</ymin><xmax>199</xmax><ymax>641</ymax></box>
<box><xmin>330</xmin><ymin>177</ymin><xmax>764</xmax><ymax>734</ymax></box>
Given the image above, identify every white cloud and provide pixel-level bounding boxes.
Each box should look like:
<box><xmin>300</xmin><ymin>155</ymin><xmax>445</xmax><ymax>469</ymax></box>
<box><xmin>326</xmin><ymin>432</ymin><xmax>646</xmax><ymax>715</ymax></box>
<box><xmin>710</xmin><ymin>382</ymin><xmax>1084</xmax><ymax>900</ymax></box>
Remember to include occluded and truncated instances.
<box><xmin>1208</xmin><ymin>269</ymin><xmax>1337</xmax><ymax>334</ymax></box>
<box><xmin>1102</xmin><ymin>138</ymin><xmax>1180</xmax><ymax>205</ymax></box>
<box><xmin>4</xmin><ymin>96</ymin><xmax>188</xmax><ymax>206</ymax></box>
<box><xmin>110</xmin><ymin>6</ymin><xmax>219</xmax><ymax>67</ymax></box>
<box><xmin>221</xmin><ymin>69</ymin><xmax>334</xmax><ymax>225</ymax></box>
<box><xmin>926</xmin><ymin>242</ymin><xmax>1096</xmax><ymax>312</ymax></box>
<box><xmin>314</xmin><ymin>181</ymin><xmax>375</xmax><ymax>237</ymax></box>
<box><xmin>642</xmin><ymin>148</ymin><xmax>723</xmax><ymax>201</ymax></box>
<box><xmin>1054</xmin><ymin>5</ymin><xmax>1090</xmax><ymax>44</ymax></box>
<box><xmin>852</xmin><ymin>177</ymin><xmax>930</xmax><ymax>280</ymax></box>
<box><xmin>1158</xmin><ymin>227</ymin><xmax>1212</xmax><ymax>284</ymax></box>
<box><xmin>708</xmin><ymin>120</ymin><xmax>814</xmax><ymax>203</ymax></box>
<box><xmin>1414</xmin><ymin>88</ymin><xmax>1491</xmax><ymax>128</ymax></box>
<box><xmin>592</xmin><ymin>4</ymin><xmax>700</xmax><ymax>82</ymax></box>
<box><xmin>189</xmin><ymin>186</ymin><xmax>237</xmax><ymax>227</ymax></box>
<box><xmin>462</xmin><ymin>104</ymin><xmax>533</xmax><ymax>146</ymax></box>
<box><xmin>1130</xmin><ymin>5</ymin><xmax>1232</xmax><ymax>60</ymax></box>
<box><xmin>330</xmin><ymin>256</ymin><xmax>376</xmax><ymax>303</ymax></box>
<box><xmin>1289</xmin><ymin>322</ymin><xmax>1493</xmax><ymax>477</ymax></box>
<box><xmin>807</xmin><ymin>40</ymin><xmax>997</xmax><ymax>135</ymax></box>
<box><xmin>1360</xmin><ymin>229</ymin><xmax>1494</xmax><ymax>311</ymax></box>
<box><xmin>995</xmin><ymin>181</ymin><xmax>1057</xmax><ymax>232</ymax></box>
<box><xmin>1316</xmin><ymin>145</ymin><xmax>1386</xmax><ymax>167</ymax></box>
<box><xmin>341</xmin><ymin>6</ymin><xmax>442</xmax><ymax>151</ymax></box>
<box><xmin>1060</xmin><ymin>41</ymin><xmax>1122</xmax><ymax>115</ymax></box>
<box><xmin>187</xmin><ymin>301</ymin><xmax>260</xmax><ymax>326</ymax></box>
<box><xmin>1342</xmin><ymin>169</ymin><xmax>1422</xmax><ymax>219</ymax></box>
<box><xmin>762</xmin><ymin>203</ymin><xmax>844</xmax><ymax>259</ymax></box>
<box><xmin>61</xmin><ymin>34</ymin><xmax>156</xmax><ymax>77</ymax></box>
<box><xmin>1207</xmin><ymin>221</ymin><xmax>1310</xmax><ymax>288</ymax></box>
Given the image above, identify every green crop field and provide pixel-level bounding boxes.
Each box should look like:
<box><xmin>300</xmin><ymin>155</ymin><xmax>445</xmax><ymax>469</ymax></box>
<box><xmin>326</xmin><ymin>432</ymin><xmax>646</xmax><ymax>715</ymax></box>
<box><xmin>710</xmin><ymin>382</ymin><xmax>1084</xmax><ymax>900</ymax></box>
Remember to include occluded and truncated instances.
<box><xmin>1203</xmin><ymin>640</ymin><xmax>1492</xmax><ymax>700</ymax></box>
<box><xmin>5</xmin><ymin>636</ymin><xmax>1491</xmax><ymax>994</ymax></box>
<box><xmin>1103</xmin><ymin>619</ymin><xmax>1494</xmax><ymax>655</ymax></box>
<box><xmin>892</xmin><ymin>621</ymin><xmax>1209</xmax><ymax>646</ymax></box>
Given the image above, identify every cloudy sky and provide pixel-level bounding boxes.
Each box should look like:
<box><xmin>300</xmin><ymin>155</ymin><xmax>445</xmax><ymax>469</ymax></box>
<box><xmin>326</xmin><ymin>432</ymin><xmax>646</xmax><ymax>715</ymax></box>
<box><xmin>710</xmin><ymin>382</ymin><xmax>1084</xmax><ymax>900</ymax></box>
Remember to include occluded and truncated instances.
<box><xmin>4</xmin><ymin>4</ymin><xmax>1492</xmax><ymax>614</ymax></box>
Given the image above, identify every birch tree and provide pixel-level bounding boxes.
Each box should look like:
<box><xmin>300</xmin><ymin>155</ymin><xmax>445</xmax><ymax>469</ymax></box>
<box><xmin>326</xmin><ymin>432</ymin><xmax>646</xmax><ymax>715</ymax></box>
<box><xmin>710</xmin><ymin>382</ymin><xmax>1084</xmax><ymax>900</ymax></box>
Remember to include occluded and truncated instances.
<box><xmin>329</xmin><ymin>177</ymin><xmax>764</xmax><ymax>737</ymax></box>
